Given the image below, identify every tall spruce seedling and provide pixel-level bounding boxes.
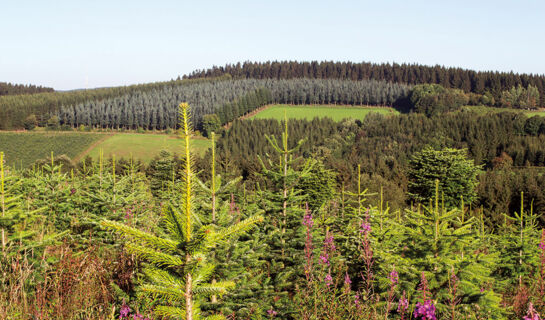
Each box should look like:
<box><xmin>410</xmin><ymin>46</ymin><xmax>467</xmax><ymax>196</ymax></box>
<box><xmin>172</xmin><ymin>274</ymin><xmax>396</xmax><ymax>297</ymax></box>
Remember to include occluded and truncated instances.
<box><xmin>196</xmin><ymin>131</ymin><xmax>242</xmax><ymax>304</ymax></box>
<box><xmin>258</xmin><ymin>112</ymin><xmax>313</xmax><ymax>256</ymax></box>
<box><xmin>257</xmin><ymin>113</ymin><xmax>315</xmax><ymax>316</ymax></box>
<box><xmin>102</xmin><ymin>103</ymin><xmax>262</xmax><ymax>319</ymax></box>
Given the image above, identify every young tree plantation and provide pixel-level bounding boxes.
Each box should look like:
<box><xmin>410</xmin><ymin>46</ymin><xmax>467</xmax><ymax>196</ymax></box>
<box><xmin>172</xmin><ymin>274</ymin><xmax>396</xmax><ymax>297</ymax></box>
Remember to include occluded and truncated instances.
<box><xmin>2</xmin><ymin>61</ymin><xmax>545</xmax><ymax>320</ymax></box>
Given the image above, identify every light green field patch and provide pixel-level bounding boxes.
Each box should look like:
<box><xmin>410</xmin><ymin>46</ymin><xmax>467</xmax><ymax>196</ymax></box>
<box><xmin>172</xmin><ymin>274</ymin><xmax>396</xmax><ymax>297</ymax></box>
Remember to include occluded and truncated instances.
<box><xmin>462</xmin><ymin>105</ymin><xmax>545</xmax><ymax>117</ymax></box>
<box><xmin>249</xmin><ymin>104</ymin><xmax>399</xmax><ymax>121</ymax></box>
<box><xmin>0</xmin><ymin>131</ymin><xmax>104</xmax><ymax>168</ymax></box>
<box><xmin>84</xmin><ymin>133</ymin><xmax>210</xmax><ymax>162</ymax></box>
<box><xmin>524</xmin><ymin>110</ymin><xmax>545</xmax><ymax>117</ymax></box>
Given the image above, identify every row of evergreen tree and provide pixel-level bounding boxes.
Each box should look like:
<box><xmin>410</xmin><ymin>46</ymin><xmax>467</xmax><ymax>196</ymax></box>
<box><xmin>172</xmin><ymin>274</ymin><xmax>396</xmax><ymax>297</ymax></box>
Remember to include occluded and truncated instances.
<box><xmin>0</xmin><ymin>75</ymin><xmax>230</xmax><ymax>130</ymax></box>
<box><xmin>185</xmin><ymin>60</ymin><xmax>545</xmax><ymax>107</ymax></box>
<box><xmin>57</xmin><ymin>78</ymin><xmax>410</xmax><ymax>130</ymax></box>
<box><xmin>0</xmin><ymin>82</ymin><xmax>54</xmax><ymax>96</ymax></box>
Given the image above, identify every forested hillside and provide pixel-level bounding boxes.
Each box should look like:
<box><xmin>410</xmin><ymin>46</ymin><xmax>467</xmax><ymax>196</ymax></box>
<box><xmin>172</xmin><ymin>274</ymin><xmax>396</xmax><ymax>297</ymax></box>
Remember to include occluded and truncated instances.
<box><xmin>211</xmin><ymin>111</ymin><xmax>545</xmax><ymax>223</ymax></box>
<box><xmin>186</xmin><ymin>60</ymin><xmax>545</xmax><ymax>107</ymax></box>
<box><xmin>0</xmin><ymin>76</ymin><xmax>230</xmax><ymax>130</ymax></box>
<box><xmin>56</xmin><ymin>78</ymin><xmax>409</xmax><ymax>130</ymax></box>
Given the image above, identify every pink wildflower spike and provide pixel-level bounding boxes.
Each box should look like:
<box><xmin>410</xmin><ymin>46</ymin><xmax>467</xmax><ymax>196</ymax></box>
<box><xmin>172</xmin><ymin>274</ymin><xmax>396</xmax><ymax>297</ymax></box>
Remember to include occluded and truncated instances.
<box><xmin>397</xmin><ymin>290</ymin><xmax>409</xmax><ymax>314</ymax></box>
<box><xmin>413</xmin><ymin>300</ymin><xmax>437</xmax><ymax>320</ymax></box>
<box><xmin>119</xmin><ymin>299</ymin><xmax>131</xmax><ymax>319</ymax></box>
<box><xmin>324</xmin><ymin>234</ymin><xmax>336</xmax><ymax>251</ymax></box>
<box><xmin>360</xmin><ymin>221</ymin><xmax>371</xmax><ymax>234</ymax></box>
<box><xmin>344</xmin><ymin>272</ymin><xmax>352</xmax><ymax>286</ymax></box>
<box><xmin>523</xmin><ymin>302</ymin><xmax>542</xmax><ymax>320</ymax></box>
<box><xmin>324</xmin><ymin>273</ymin><xmax>333</xmax><ymax>286</ymax></box>
<box><xmin>319</xmin><ymin>253</ymin><xmax>329</xmax><ymax>266</ymax></box>
<box><xmin>303</xmin><ymin>212</ymin><xmax>313</xmax><ymax>228</ymax></box>
<box><xmin>388</xmin><ymin>267</ymin><xmax>399</xmax><ymax>285</ymax></box>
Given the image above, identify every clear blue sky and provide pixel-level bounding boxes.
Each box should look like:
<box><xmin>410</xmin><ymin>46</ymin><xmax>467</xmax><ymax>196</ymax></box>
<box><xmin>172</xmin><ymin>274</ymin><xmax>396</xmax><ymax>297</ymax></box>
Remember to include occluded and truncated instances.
<box><xmin>1</xmin><ymin>0</ymin><xmax>544</xmax><ymax>90</ymax></box>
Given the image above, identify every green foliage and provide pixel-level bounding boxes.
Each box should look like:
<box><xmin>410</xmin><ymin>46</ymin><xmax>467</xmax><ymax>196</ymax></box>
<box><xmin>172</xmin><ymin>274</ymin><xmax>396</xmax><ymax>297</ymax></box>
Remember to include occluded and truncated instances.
<box><xmin>46</xmin><ymin>115</ymin><xmax>60</xmax><ymax>130</ymax></box>
<box><xmin>297</xmin><ymin>161</ymin><xmax>336</xmax><ymax>212</ymax></box>
<box><xmin>201</xmin><ymin>114</ymin><xmax>221</xmax><ymax>138</ymax></box>
<box><xmin>408</xmin><ymin>147</ymin><xmax>481</xmax><ymax>208</ymax></box>
<box><xmin>23</xmin><ymin>114</ymin><xmax>37</xmax><ymax>130</ymax></box>
<box><xmin>409</xmin><ymin>84</ymin><xmax>469</xmax><ymax>116</ymax></box>
<box><xmin>377</xmin><ymin>190</ymin><xmax>504</xmax><ymax>318</ymax></box>
<box><xmin>501</xmin><ymin>84</ymin><xmax>540</xmax><ymax>109</ymax></box>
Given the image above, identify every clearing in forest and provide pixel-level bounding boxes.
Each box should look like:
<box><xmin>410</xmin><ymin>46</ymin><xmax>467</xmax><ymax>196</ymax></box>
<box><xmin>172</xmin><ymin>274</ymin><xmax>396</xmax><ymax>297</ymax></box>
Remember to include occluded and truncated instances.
<box><xmin>248</xmin><ymin>104</ymin><xmax>399</xmax><ymax>121</ymax></box>
<box><xmin>83</xmin><ymin>133</ymin><xmax>210</xmax><ymax>162</ymax></box>
<box><xmin>462</xmin><ymin>105</ymin><xmax>545</xmax><ymax>116</ymax></box>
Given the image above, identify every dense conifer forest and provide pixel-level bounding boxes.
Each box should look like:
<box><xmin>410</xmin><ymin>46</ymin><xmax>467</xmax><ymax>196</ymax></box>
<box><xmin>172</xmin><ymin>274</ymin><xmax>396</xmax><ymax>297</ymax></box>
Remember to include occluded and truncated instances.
<box><xmin>0</xmin><ymin>82</ymin><xmax>54</xmax><ymax>96</ymax></box>
<box><xmin>185</xmin><ymin>61</ymin><xmax>545</xmax><ymax>107</ymax></box>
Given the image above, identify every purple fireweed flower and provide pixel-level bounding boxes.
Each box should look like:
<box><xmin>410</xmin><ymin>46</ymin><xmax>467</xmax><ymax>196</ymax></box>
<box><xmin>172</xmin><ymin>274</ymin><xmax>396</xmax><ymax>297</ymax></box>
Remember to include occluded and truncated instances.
<box><xmin>354</xmin><ymin>294</ymin><xmax>360</xmax><ymax>306</ymax></box>
<box><xmin>319</xmin><ymin>253</ymin><xmax>329</xmax><ymax>266</ymax></box>
<box><xmin>324</xmin><ymin>273</ymin><xmax>333</xmax><ymax>286</ymax></box>
<box><xmin>119</xmin><ymin>300</ymin><xmax>131</xmax><ymax>319</ymax></box>
<box><xmin>388</xmin><ymin>267</ymin><xmax>399</xmax><ymax>285</ymax></box>
<box><xmin>539</xmin><ymin>241</ymin><xmax>545</xmax><ymax>251</ymax></box>
<box><xmin>267</xmin><ymin>309</ymin><xmax>278</xmax><ymax>317</ymax></box>
<box><xmin>324</xmin><ymin>235</ymin><xmax>336</xmax><ymax>251</ymax></box>
<box><xmin>344</xmin><ymin>272</ymin><xmax>352</xmax><ymax>286</ymax></box>
<box><xmin>125</xmin><ymin>208</ymin><xmax>133</xmax><ymax>221</ymax></box>
<box><xmin>303</xmin><ymin>212</ymin><xmax>313</xmax><ymax>228</ymax></box>
<box><xmin>360</xmin><ymin>221</ymin><xmax>371</xmax><ymax>234</ymax></box>
<box><xmin>397</xmin><ymin>291</ymin><xmax>409</xmax><ymax>314</ymax></box>
<box><xmin>523</xmin><ymin>303</ymin><xmax>542</xmax><ymax>320</ymax></box>
<box><xmin>413</xmin><ymin>300</ymin><xmax>436</xmax><ymax>320</ymax></box>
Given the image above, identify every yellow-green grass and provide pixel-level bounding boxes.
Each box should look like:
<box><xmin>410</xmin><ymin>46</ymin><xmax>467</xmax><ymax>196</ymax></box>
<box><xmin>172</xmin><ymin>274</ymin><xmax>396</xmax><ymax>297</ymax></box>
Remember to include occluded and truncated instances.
<box><xmin>249</xmin><ymin>104</ymin><xmax>399</xmax><ymax>121</ymax></box>
<box><xmin>84</xmin><ymin>133</ymin><xmax>210</xmax><ymax>162</ymax></box>
<box><xmin>462</xmin><ymin>105</ymin><xmax>545</xmax><ymax>117</ymax></box>
<box><xmin>0</xmin><ymin>131</ymin><xmax>104</xmax><ymax>168</ymax></box>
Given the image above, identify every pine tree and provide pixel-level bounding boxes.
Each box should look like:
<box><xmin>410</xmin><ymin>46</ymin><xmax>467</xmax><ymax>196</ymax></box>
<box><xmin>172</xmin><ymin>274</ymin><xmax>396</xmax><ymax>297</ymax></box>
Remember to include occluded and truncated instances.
<box><xmin>102</xmin><ymin>103</ymin><xmax>262</xmax><ymax>319</ymax></box>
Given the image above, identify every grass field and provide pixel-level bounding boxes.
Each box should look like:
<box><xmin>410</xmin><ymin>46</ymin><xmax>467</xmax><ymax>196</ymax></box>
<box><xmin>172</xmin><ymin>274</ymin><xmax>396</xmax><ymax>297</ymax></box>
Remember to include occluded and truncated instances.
<box><xmin>249</xmin><ymin>104</ymin><xmax>399</xmax><ymax>121</ymax></box>
<box><xmin>462</xmin><ymin>105</ymin><xmax>545</xmax><ymax>117</ymax></box>
<box><xmin>0</xmin><ymin>132</ymin><xmax>105</xmax><ymax>168</ymax></box>
<box><xmin>83</xmin><ymin>133</ymin><xmax>210</xmax><ymax>162</ymax></box>
<box><xmin>0</xmin><ymin>131</ymin><xmax>211</xmax><ymax>168</ymax></box>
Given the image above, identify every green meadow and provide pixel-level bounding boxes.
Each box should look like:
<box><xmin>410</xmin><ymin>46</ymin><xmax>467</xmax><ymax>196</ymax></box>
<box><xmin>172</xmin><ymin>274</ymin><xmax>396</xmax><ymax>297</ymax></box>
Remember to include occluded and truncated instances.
<box><xmin>84</xmin><ymin>133</ymin><xmax>210</xmax><ymax>162</ymax></box>
<box><xmin>249</xmin><ymin>104</ymin><xmax>399</xmax><ymax>121</ymax></box>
